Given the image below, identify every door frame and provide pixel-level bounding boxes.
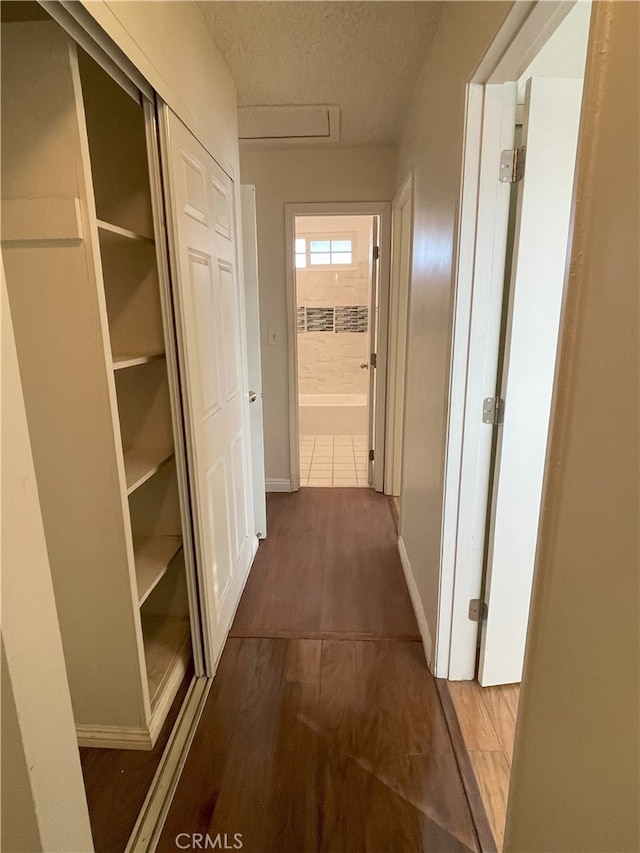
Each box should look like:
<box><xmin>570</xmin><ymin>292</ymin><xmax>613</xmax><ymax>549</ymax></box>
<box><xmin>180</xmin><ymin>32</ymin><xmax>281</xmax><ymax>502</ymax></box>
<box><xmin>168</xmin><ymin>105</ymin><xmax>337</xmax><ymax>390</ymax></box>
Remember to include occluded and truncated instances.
<box><xmin>240</xmin><ymin>184</ymin><xmax>267</xmax><ymax>540</ymax></box>
<box><xmin>436</xmin><ymin>0</ymin><xmax>583</xmax><ymax>679</ymax></box>
<box><xmin>384</xmin><ymin>171</ymin><xmax>414</xmax><ymax>499</ymax></box>
<box><xmin>284</xmin><ymin>201</ymin><xmax>391</xmax><ymax>492</ymax></box>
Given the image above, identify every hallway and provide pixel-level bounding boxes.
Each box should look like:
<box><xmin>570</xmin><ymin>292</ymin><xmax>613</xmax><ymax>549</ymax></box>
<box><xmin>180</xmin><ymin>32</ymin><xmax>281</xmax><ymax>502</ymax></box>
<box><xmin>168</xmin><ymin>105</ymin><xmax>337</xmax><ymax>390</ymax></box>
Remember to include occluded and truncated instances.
<box><xmin>158</xmin><ymin>490</ymin><xmax>484</xmax><ymax>852</ymax></box>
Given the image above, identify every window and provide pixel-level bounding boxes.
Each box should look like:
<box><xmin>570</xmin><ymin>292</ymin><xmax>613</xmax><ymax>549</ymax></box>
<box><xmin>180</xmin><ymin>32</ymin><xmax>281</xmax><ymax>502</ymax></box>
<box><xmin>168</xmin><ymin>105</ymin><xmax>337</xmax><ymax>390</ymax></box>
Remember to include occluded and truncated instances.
<box><xmin>295</xmin><ymin>235</ymin><xmax>356</xmax><ymax>269</ymax></box>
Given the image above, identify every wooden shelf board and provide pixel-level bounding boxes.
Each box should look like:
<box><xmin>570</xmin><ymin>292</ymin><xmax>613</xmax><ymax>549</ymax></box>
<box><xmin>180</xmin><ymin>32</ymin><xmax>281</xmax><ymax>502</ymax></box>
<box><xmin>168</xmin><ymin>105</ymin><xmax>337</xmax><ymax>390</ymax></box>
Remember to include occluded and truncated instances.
<box><xmin>124</xmin><ymin>448</ymin><xmax>174</xmax><ymax>495</ymax></box>
<box><xmin>142</xmin><ymin>616</ymin><xmax>191</xmax><ymax>712</ymax></box>
<box><xmin>97</xmin><ymin>219</ymin><xmax>154</xmax><ymax>243</ymax></box>
<box><xmin>134</xmin><ymin>536</ymin><xmax>183</xmax><ymax>606</ymax></box>
<box><xmin>112</xmin><ymin>352</ymin><xmax>165</xmax><ymax>371</ymax></box>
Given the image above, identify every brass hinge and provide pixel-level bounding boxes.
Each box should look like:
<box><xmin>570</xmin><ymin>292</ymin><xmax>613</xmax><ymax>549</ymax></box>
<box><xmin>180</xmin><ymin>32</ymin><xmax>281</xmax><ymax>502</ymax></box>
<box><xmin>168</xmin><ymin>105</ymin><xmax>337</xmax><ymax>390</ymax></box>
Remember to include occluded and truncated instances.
<box><xmin>468</xmin><ymin>599</ymin><xmax>487</xmax><ymax>622</ymax></box>
<box><xmin>370</xmin><ymin>352</ymin><xmax>377</xmax><ymax>369</ymax></box>
<box><xmin>499</xmin><ymin>146</ymin><xmax>526</xmax><ymax>184</ymax></box>
<box><xmin>373</xmin><ymin>245</ymin><xmax>380</xmax><ymax>261</ymax></box>
<box><xmin>368</xmin><ymin>449</ymin><xmax>375</xmax><ymax>462</ymax></box>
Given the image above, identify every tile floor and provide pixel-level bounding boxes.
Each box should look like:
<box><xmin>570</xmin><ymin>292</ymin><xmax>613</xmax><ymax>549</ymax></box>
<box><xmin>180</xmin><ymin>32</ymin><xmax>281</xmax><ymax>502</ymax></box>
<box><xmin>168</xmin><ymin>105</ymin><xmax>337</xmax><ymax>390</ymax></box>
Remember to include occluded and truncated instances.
<box><xmin>299</xmin><ymin>434</ymin><xmax>369</xmax><ymax>487</ymax></box>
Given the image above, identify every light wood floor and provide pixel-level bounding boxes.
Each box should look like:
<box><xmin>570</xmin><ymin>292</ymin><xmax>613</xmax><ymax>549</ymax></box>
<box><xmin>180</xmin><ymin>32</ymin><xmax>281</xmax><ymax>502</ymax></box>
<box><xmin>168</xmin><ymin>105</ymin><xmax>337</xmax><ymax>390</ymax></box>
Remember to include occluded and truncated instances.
<box><xmin>446</xmin><ymin>680</ymin><xmax>520</xmax><ymax>851</ymax></box>
<box><xmin>159</xmin><ymin>490</ymin><xmax>488</xmax><ymax>852</ymax></box>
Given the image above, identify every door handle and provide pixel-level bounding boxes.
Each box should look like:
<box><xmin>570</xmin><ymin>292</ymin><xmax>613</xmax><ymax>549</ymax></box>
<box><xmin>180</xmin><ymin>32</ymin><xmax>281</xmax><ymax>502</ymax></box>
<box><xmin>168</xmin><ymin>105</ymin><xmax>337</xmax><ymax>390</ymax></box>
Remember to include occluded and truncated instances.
<box><xmin>248</xmin><ymin>390</ymin><xmax>257</xmax><ymax>403</ymax></box>
<box><xmin>360</xmin><ymin>363</ymin><xmax>369</xmax><ymax>369</ymax></box>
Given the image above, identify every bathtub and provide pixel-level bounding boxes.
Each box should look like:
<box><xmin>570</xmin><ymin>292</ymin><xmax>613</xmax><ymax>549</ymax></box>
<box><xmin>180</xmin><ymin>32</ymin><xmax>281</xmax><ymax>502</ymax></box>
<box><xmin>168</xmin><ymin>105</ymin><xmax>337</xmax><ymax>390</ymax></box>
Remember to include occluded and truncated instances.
<box><xmin>298</xmin><ymin>393</ymin><xmax>368</xmax><ymax>436</ymax></box>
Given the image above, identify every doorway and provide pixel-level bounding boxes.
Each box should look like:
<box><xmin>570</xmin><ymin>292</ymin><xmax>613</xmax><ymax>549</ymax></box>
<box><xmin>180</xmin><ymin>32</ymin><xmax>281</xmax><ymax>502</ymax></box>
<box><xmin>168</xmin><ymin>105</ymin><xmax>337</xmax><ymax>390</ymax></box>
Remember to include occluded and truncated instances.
<box><xmin>285</xmin><ymin>202</ymin><xmax>391</xmax><ymax>493</ymax></box>
<box><xmin>439</xmin><ymin>0</ymin><xmax>592</xmax><ymax>683</ymax></box>
<box><xmin>439</xmin><ymin>1</ymin><xmax>592</xmax><ymax>848</ymax></box>
<box><xmin>295</xmin><ymin>214</ymin><xmax>375</xmax><ymax>488</ymax></box>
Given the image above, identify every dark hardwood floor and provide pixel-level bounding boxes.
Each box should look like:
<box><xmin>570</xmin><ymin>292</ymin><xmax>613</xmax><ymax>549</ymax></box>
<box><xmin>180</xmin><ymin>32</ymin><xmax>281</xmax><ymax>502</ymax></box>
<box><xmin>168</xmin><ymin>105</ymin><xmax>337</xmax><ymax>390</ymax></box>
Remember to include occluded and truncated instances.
<box><xmin>157</xmin><ymin>490</ymin><xmax>483</xmax><ymax>852</ymax></box>
<box><xmin>80</xmin><ymin>665</ymin><xmax>193</xmax><ymax>853</ymax></box>
<box><xmin>230</xmin><ymin>489</ymin><xmax>420</xmax><ymax>641</ymax></box>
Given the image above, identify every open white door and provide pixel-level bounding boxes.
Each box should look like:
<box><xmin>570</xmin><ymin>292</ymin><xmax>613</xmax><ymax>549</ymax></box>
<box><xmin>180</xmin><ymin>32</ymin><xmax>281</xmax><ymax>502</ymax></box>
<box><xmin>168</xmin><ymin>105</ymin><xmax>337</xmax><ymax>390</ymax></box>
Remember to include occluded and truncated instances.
<box><xmin>385</xmin><ymin>177</ymin><xmax>413</xmax><ymax>497</ymax></box>
<box><xmin>479</xmin><ymin>77</ymin><xmax>583</xmax><ymax>686</ymax></box>
<box><xmin>160</xmin><ymin>107</ymin><xmax>256</xmax><ymax>670</ymax></box>
<box><xmin>367</xmin><ymin>216</ymin><xmax>379</xmax><ymax>486</ymax></box>
<box><xmin>240</xmin><ymin>185</ymin><xmax>267</xmax><ymax>539</ymax></box>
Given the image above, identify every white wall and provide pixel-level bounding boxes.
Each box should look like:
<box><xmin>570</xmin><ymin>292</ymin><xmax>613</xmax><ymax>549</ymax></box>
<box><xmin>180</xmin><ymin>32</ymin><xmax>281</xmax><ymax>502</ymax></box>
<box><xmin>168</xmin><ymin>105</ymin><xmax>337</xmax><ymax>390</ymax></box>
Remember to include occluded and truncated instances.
<box><xmin>239</xmin><ymin>146</ymin><xmax>397</xmax><ymax>482</ymax></box>
<box><xmin>517</xmin><ymin>0</ymin><xmax>591</xmax><ymax>101</ymax></box>
<box><xmin>394</xmin><ymin>2</ymin><xmax>512</xmax><ymax>655</ymax></box>
<box><xmin>505</xmin><ymin>2</ymin><xmax>640</xmax><ymax>849</ymax></box>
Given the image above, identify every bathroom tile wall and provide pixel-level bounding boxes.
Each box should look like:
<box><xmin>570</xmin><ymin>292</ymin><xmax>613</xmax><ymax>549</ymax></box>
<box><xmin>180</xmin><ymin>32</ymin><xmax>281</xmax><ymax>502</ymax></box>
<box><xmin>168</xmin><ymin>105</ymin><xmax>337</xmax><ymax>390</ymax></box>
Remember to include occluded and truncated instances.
<box><xmin>296</xmin><ymin>215</ymin><xmax>372</xmax><ymax>396</ymax></box>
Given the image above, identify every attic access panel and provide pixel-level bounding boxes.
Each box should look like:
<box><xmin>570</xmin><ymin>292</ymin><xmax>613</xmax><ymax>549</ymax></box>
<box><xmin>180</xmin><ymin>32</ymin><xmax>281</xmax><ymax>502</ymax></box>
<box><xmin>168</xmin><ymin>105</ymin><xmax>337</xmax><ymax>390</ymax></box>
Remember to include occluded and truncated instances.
<box><xmin>238</xmin><ymin>105</ymin><xmax>340</xmax><ymax>145</ymax></box>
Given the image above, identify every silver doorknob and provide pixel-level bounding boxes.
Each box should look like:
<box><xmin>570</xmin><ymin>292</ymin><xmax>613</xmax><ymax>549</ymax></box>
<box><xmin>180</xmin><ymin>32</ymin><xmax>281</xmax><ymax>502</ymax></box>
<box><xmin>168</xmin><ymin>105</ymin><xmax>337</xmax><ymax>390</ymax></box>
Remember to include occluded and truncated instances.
<box><xmin>360</xmin><ymin>363</ymin><xmax>369</xmax><ymax>369</ymax></box>
<box><xmin>248</xmin><ymin>390</ymin><xmax>257</xmax><ymax>403</ymax></box>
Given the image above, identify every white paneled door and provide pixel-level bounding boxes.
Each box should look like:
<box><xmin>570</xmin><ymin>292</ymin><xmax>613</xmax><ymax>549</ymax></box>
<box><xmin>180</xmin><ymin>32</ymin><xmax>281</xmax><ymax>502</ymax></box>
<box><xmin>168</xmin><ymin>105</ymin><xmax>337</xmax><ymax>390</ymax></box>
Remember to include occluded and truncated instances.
<box><xmin>160</xmin><ymin>107</ymin><xmax>255</xmax><ymax>670</ymax></box>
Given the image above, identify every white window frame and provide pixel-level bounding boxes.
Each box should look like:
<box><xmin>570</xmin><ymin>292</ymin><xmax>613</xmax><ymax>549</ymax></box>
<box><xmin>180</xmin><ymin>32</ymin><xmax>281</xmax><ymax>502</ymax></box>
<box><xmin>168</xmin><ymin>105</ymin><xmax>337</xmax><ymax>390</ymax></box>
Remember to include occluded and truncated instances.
<box><xmin>295</xmin><ymin>232</ymin><xmax>358</xmax><ymax>271</ymax></box>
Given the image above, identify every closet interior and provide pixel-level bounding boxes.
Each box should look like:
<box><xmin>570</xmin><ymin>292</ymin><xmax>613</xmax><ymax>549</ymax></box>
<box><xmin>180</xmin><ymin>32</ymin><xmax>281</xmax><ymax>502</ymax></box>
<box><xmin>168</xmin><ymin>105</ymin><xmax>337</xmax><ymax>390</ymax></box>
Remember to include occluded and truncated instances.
<box><xmin>1</xmin><ymin>16</ymin><xmax>196</xmax><ymax>750</ymax></box>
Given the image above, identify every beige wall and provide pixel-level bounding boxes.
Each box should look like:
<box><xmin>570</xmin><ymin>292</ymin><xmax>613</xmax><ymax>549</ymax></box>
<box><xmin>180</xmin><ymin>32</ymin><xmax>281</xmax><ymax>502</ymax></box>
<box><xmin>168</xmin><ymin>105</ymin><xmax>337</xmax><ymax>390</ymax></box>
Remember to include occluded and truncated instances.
<box><xmin>1</xmin><ymin>278</ymin><xmax>93</xmax><ymax>852</ymax></box>
<box><xmin>4</xmin><ymin>4</ymin><xmax>241</xmax><ymax>848</ymax></box>
<box><xmin>394</xmin><ymin>1</ymin><xmax>512</xmax><ymax>648</ymax></box>
<box><xmin>505</xmin><ymin>2</ymin><xmax>640</xmax><ymax>850</ymax></box>
<box><xmin>81</xmin><ymin>1</ymin><xmax>239</xmax><ymax>175</ymax></box>
<box><xmin>239</xmin><ymin>146</ymin><xmax>396</xmax><ymax>483</ymax></box>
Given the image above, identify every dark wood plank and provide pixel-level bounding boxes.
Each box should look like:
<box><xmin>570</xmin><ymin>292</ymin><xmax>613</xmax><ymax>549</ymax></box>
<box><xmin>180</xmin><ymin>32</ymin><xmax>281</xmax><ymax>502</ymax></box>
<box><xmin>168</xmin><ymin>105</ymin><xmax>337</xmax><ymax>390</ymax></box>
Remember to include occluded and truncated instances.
<box><xmin>205</xmin><ymin>638</ymin><xmax>288</xmax><ymax>850</ymax></box>
<box><xmin>229</xmin><ymin>628</ymin><xmax>422</xmax><ymax>642</ymax></box>
<box><xmin>79</xmin><ymin>665</ymin><xmax>193</xmax><ymax>853</ymax></box>
<box><xmin>158</xmin><ymin>638</ymin><xmax>286</xmax><ymax>850</ymax></box>
<box><xmin>230</xmin><ymin>490</ymin><xmax>420</xmax><ymax>641</ymax></box>
<box><xmin>315</xmin><ymin>640</ymin><xmax>366</xmax><ymax>851</ymax></box>
<box><xmin>157</xmin><ymin>491</ymin><xmax>481</xmax><ymax>852</ymax></box>
<box><xmin>229</xmin><ymin>493</ymin><xmax>327</xmax><ymax>637</ymax></box>
<box><xmin>354</xmin><ymin>641</ymin><xmax>479</xmax><ymax>852</ymax></box>
<box><xmin>262</xmin><ymin>640</ymin><xmax>323</xmax><ymax>853</ymax></box>
<box><xmin>159</xmin><ymin>639</ymin><xmax>479</xmax><ymax>853</ymax></box>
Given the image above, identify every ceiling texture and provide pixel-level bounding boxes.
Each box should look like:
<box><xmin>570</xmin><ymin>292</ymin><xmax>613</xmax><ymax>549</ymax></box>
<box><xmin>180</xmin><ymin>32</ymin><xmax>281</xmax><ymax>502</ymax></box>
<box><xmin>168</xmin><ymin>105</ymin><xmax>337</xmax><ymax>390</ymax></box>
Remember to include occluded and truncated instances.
<box><xmin>198</xmin><ymin>2</ymin><xmax>444</xmax><ymax>147</ymax></box>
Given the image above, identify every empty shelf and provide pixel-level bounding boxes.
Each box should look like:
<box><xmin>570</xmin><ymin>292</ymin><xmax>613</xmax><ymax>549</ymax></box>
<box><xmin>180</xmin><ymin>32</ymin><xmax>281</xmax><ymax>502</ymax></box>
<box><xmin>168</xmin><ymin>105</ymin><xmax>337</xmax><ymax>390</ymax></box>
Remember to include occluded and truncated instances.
<box><xmin>142</xmin><ymin>616</ymin><xmax>191</xmax><ymax>712</ymax></box>
<box><xmin>97</xmin><ymin>219</ymin><xmax>154</xmax><ymax>243</ymax></box>
<box><xmin>134</xmin><ymin>536</ymin><xmax>183</xmax><ymax>605</ymax></box>
<box><xmin>124</xmin><ymin>447</ymin><xmax>174</xmax><ymax>494</ymax></box>
<box><xmin>112</xmin><ymin>352</ymin><xmax>165</xmax><ymax>371</ymax></box>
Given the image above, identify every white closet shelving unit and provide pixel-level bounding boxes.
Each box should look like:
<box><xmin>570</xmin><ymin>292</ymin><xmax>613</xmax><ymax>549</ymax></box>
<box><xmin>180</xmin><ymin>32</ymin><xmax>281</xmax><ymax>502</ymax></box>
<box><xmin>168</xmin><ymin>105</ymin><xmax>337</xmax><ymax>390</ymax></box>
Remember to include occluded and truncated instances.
<box><xmin>1</xmin><ymin>21</ymin><xmax>194</xmax><ymax>749</ymax></box>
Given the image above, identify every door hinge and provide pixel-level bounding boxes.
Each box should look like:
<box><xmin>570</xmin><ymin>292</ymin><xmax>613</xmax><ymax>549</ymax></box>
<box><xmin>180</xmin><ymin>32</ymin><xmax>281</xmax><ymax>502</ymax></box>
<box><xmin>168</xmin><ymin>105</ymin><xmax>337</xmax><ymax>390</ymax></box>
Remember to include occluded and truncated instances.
<box><xmin>370</xmin><ymin>352</ymin><xmax>377</xmax><ymax>369</ymax></box>
<box><xmin>468</xmin><ymin>598</ymin><xmax>488</xmax><ymax>622</ymax></box>
<box><xmin>373</xmin><ymin>245</ymin><xmax>380</xmax><ymax>261</ymax></box>
<box><xmin>482</xmin><ymin>396</ymin><xmax>505</xmax><ymax>425</ymax></box>
<box><xmin>499</xmin><ymin>146</ymin><xmax>526</xmax><ymax>184</ymax></box>
<box><xmin>368</xmin><ymin>449</ymin><xmax>375</xmax><ymax>462</ymax></box>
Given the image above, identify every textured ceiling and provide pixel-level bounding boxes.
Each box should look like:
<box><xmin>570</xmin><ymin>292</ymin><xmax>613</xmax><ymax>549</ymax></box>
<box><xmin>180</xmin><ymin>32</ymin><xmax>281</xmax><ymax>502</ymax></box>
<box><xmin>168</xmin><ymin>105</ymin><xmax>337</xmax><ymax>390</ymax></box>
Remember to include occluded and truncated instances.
<box><xmin>198</xmin><ymin>2</ymin><xmax>444</xmax><ymax>146</ymax></box>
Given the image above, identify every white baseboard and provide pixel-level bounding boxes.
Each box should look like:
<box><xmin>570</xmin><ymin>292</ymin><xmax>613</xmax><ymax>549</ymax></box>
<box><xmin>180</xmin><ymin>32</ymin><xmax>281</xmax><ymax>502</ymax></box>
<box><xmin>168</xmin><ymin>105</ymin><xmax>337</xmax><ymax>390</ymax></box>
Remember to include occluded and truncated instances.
<box><xmin>76</xmin><ymin>723</ymin><xmax>153</xmax><ymax>750</ymax></box>
<box><xmin>265</xmin><ymin>478</ymin><xmax>292</xmax><ymax>492</ymax></box>
<box><xmin>398</xmin><ymin>535</ymin><xmax>434</xmax><ymax>669</ymax></box>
